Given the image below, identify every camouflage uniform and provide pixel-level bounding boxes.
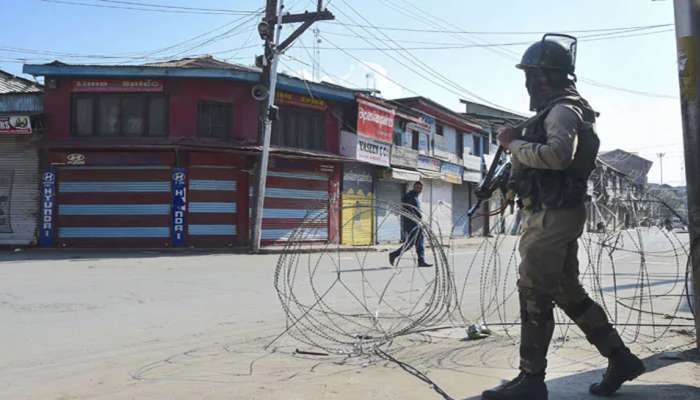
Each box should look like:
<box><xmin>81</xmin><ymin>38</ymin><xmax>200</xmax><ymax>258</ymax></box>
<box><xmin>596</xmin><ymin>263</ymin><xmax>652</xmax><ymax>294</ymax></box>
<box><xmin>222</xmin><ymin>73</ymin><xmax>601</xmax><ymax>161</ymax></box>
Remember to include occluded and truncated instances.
<box><xmin>509</xmin><ymin>102</ymin><xmax>625</xmax><ymax>374</ymax></box>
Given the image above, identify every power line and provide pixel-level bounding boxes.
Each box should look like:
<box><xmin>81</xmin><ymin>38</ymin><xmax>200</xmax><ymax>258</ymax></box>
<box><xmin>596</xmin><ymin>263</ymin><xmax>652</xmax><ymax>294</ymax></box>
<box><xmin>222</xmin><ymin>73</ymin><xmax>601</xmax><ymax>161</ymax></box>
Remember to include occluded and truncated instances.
<box><xmin>384</xmin><ymin>0</ymin><xmax>678</xmax><ymax>101</ymax></box>
<box><xmin>321</xmin><ymin>26</ymin><xmax>673</xmax><ymax>46</ymax></box>
<box><xmin>93</xmin><ymin>0</ymin><xmax>258</xmax><ymax>14</ymax></box>
<box><xmin>328</xmin><ymin>21</ymin><xmax>674</xmax><ymax>35</ymax></box>
<box><xmin>580</xmin><ymin>77</ymin><xmax>678</xmax><ymax>99</ymax></box>
<box><xmin>39</xmin><ymin>0</ymin><xmax>259</xmax><ymax>15</ymax></box>
<box><xmin>332</xmin><ymin>0</ymin><xmax>520</xmax><ymax>112</ymax></box>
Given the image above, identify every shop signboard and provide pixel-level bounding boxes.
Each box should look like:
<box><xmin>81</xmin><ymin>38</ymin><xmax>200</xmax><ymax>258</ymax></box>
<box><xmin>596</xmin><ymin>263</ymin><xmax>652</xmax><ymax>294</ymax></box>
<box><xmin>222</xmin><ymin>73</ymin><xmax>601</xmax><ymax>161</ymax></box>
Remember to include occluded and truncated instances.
<box><xmin>276</xmin><ymin>91</ymin><xmax>327</xmax><ymax>111</ymax></box>
<box><xmin>390</xmin><ymin>145</ymin><xmax>418</xmax><ymax>169</ymax></box>
<box><xmin>463</xmin><ymin>170</ymin><xmax>482</xmax><ymax>183</ymax></box>
<box><xmin>433</xmin><ymin>133</ymin><xmax>451</xmax><ymax>160</ymax></box>
<box><xmin>0</xmin><ymin>116</ymin><xmax>31</xmax><ymax>134</ymax></box>
<box><xmin>340</xmin><ymin>130</ymin><xmax>390</xmax><ymax>167</ymax></box>
<box><xmin>357</xmin><ymin>99</ymin><xmax>395</xmax><ymax>143</ymax></box>
<box><xmin>417</xmin><ymin>155</ymin><xmax>441</xmax><ymax>172</ymax></box>
<box><xmin>440</xmin><ymin>162</ymin><xmax>464</xmax><ymax>184</ymax></box>
<box><xmin>463</xmin><ymin>154</ymin><xmax>482</xmax><ymax>172</ymax></box>
<box><xmin>171</xmin><ymin>168</ymin><xmax>187</xmax><ymax>247</ymax></box>
<box><xmin>72</xmin><ymin>79</ymin><xmax>164</xmax><ymax>92</ymax></box>
<box><xmin>39</xmin><ymin>169</ymin><xmax>56</xmax><ymax>246</ymax></box>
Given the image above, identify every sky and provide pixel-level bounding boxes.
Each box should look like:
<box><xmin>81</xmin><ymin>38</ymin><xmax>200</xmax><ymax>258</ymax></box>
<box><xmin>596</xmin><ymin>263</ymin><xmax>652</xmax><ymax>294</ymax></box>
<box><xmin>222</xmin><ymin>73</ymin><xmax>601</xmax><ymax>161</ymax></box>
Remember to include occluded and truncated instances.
<box><xmin>1</xmin><ymin>0</ymin><xmax>687</xmax><ymax>185</ymax></box>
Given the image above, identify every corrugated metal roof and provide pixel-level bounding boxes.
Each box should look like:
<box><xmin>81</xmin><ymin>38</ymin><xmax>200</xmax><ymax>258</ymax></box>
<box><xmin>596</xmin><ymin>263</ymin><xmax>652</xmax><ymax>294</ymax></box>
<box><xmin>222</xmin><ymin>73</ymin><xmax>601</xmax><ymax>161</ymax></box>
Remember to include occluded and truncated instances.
<box><xmin>0</xmin><ymin>69</ymin><xmax>43</xmax><ymax>94</ymax></box>
<box><xmin>143</xmin><ymin>55</ymin><xmax>259</xmax><ymax>72</ymax></box>
<box><xmin>23</xmin><ymin>56</ymin><xmax>357</xmax><ymax>102</ymax></box>
<box><xmin>599</xmin><ymin>149</ymin><xmax>653</xmax><ymax>185</ymax></box>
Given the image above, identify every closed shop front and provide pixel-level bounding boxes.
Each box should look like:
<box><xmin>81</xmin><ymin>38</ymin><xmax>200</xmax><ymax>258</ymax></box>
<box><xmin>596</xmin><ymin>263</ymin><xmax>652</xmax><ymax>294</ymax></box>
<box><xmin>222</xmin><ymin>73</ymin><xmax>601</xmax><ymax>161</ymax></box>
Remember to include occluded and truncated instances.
<box><xmin>375</xmin><ymin>167</ymin><xmax>420</xmax><ymax>243</ymax></box>
<box><xmin>188</xmin><ymin>167</ymin><xmax>239</xmax><ymax>245</ymax></box>
<box><xmin>431</xmin><ymin>180</ymin><xmax>453</xmax><ymax>240</ymax></box>
<box><xmin>45</xmin><ymin>151</ymin><xmax>174</xmax><ymax>248</ymax></box>
<box><xmin>341</xmin><ymin>163</ymin><xmax>374</xmax><ymax>246</ymax></box>
<box><xmin>452</xmin><ymin>183</ymin><xmax>472</xmax><ymax>237</ymax></box>
<box><xmin>375</xmin><ymin>179</ymin><xmax>403</xmax><ymax>243</ymax></box>
<box><xmin>254</xmin><ymin>164</ymin><xmax>332</xmax><ymax>243</ymax></box>
<box><xmin>0</xmin><ymin>137</ymin><xmax>38</xmax><ymax>245</ymax></box>
<box><xmin>186</xmin><ymin>152</ymin><xmax>246</xmax><ymax>247</ymax></box>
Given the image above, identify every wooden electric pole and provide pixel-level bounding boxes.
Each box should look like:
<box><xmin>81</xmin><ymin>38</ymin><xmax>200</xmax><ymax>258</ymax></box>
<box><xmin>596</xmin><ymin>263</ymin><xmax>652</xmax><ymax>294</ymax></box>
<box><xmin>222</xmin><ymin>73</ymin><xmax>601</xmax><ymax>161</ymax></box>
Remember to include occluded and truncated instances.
<box><xmin>673</xmin><ymin>0</ymin><xmax>700</xmax><ymax>349</ymax></box>
<box><xmin>250</xmin><ymin>1</ymin><xmax>334</xmax><ymax>253</ymax></box>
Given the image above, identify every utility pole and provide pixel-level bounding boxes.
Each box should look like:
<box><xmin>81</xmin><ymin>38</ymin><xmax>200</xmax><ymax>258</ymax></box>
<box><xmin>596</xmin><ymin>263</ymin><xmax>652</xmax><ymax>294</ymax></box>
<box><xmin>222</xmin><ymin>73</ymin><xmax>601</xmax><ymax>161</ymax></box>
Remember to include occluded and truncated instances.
<box><xmin>250</xmin><ymin>1</ymin><xmax>334</xmax><ymax>253</ymax></box>
<box><xmin>657</xmin><ymin>152</ymin><xmax>665</xmax><ymax>184</ymax></box>
<box><xmin>313</xmin><ymin>26</ymin><xmax>321</xmax><ymax>81</ymax></box>
<box><xmin>673</xmin><ymin>0</ymin><xmax>700</xmax><ymax>349</ymax></box>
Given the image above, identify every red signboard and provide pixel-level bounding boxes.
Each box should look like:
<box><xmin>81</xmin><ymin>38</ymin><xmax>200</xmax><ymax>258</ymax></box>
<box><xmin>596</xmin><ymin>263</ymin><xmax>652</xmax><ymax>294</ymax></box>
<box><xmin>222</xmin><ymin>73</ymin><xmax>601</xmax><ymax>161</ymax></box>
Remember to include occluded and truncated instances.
<box><xmin>276</xmin><ymin>91</ymin><xmax>327</xmax><ymax>111</ymax></box>
<box><xmin>72</xmin><ymin>79</ymin><xmax>164</xmax><ymax>93</ymax></box>
<box><xmin>357</xmin><ymin>99</ymin><xmax>395</xmax><ymax>143</ymax></box>
<box><xmin>0</xmin><ymin>116</ymin><xmax>32</xmax><ymax>134</ymax></box>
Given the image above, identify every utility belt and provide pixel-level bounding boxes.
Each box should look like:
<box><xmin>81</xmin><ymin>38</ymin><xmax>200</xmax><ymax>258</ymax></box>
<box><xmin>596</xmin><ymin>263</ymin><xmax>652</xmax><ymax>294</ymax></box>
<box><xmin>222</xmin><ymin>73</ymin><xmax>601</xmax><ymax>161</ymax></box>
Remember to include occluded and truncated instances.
<box><xmin>519</xmin><ymin>196</ymin><xmax>585</xmax><ymax>212</ymax></box>
<box><xmin>513</xmin><ymin>169</ymin><xmax>588</xmax><ymax>212</ymax></box>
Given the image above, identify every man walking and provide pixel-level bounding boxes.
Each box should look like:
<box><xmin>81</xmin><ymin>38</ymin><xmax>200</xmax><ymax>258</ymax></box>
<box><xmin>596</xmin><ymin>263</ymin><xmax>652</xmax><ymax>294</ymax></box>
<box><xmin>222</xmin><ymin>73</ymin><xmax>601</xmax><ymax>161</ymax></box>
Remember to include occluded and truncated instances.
<box><xmin>482</xmin><ymin>34</ymin><xmax>644</xmax><ymax>400</ymax></box>
<box><xmin>389</xmin><ymin>181</ymin><xmax>432</xmax><ymax>267</ymax></box>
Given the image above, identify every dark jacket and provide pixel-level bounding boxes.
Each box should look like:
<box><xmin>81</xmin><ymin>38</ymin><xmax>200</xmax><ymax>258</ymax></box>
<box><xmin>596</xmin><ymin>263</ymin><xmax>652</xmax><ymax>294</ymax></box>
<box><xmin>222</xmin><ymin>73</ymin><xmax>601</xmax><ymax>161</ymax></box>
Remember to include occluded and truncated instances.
<box><xmin>401</xmin><ymin>190</ymin><xmax>422</xmax><ymax>232</ymax></box>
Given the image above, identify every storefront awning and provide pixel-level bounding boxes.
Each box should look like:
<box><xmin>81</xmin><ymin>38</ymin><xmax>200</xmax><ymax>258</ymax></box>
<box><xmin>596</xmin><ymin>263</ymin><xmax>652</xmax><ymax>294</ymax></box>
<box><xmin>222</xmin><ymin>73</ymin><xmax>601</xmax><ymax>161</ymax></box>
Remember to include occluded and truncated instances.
<box><xmin>418</xmin><ymin>169</ymin><xmax>442</xmax><ymax>180</ymax></box>
<box><xmin>391</xmin><ymin>167</ymin><xmax>421</xmax><ymax>182</ymax></box>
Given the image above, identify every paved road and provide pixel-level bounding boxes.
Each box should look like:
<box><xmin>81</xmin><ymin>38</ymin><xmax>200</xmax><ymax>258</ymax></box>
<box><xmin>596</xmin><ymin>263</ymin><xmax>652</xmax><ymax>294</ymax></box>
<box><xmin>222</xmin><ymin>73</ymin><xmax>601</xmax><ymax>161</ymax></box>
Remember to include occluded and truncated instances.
<box><xmin>0</xmin><ymin>230</ymin><xmax>697</xmax><ymax>399</ymax></box>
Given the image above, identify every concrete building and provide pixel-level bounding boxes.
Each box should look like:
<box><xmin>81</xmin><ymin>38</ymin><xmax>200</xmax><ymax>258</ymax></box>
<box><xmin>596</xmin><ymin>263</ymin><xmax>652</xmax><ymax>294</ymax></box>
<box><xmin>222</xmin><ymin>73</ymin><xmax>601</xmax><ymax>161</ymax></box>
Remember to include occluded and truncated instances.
<box><xmin>0</xmin><ymin>69</ymin><xmax>43</xmax><ymax>246</ymax></box>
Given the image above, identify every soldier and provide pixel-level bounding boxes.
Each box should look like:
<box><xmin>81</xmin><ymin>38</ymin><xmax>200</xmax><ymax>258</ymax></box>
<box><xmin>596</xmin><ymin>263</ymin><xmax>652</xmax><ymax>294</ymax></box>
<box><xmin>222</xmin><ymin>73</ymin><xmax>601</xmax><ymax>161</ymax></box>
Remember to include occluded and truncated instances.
<box><xmin>482</xmin><ymin>34</ymin><xmax>645</xmax><ymax>400</ymax></box>
<box><xmin>389</xmin><ymin>181</ymin><xmax>432</xmax><ymax>267</ymax></box>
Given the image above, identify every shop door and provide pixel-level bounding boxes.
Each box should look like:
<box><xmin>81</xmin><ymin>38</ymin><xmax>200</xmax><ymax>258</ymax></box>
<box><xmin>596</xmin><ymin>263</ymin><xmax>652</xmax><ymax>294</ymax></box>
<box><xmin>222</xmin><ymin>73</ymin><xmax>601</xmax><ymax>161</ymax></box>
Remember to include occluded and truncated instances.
<box><xmin>187</xmin><ymin>167</ymin><xmax>241</xmax><ymax>247</ymax></box>
<box><xmin>375</xmin><ymin>180</ymin><xmax>403</xmax><ymax>243</ymax></box>
<box><xmin>452</xmin><ymin>183</ymin><xmax>471</xmax><ymax>237</ymax></box>
<box><xmin>0</xmin><ymin>138</ymin><xmax>38</xmax><ymax>245</ymax></box>
<box><xmin>56</xmin><ymin>166</ymin><xmax>171</xmax><ymax>247</ymax></box>
<box><xmin>256</xmin><ymin>170</ymin><xmax>330</xmax><ymax>243</ymax></box>
<box><xmin>431</xmin><ymin>180</ymin><xmax>453</xmax><ymax>241</ymax></box>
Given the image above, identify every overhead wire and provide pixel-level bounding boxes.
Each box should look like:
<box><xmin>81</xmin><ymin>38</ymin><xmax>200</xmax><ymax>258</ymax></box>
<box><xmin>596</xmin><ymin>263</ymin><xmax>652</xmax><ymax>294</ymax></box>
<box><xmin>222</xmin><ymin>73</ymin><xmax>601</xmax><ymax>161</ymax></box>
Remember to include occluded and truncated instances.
<box><xmin>383</xmin><ymin>0</ymin><xmax>678</xmax><ymax>100</ymax></box>
<box><xmin>326</xmin><ymin>21</ymin><xmax>674</xmax><ymax>35</ymax></box>
<box><xmin>331</xmin><ymin>0</ymin><xmax>522</xmax><ymax>112</ymax></box>
<box><xmin>39</xmin><ymin>0</ymin><xmax>259</xmax><ymax>15</ymax></box>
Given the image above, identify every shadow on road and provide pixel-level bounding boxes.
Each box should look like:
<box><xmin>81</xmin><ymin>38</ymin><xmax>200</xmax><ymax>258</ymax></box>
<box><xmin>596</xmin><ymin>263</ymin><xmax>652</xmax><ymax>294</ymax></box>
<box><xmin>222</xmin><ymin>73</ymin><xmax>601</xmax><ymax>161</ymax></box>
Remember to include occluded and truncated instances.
<box><xmin>0</xmin><ymin>247</ymin><xmax>252</xmax><ymax>263</ymax></box>
<box><xmin>461</xmin><ymin>350</ymin><xmax>699</xmax><ymax>400</ymax></box>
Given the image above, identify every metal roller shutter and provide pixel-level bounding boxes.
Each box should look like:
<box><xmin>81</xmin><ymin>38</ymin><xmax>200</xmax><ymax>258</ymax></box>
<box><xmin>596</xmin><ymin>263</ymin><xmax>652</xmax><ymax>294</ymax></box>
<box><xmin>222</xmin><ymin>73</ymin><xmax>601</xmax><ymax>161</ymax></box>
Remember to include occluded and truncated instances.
<box><xmin>0</xmin><ymin>137</ymin><xmax>38</xmax><ymax>245</ymax></box>
<box><xmin>431</xmin><ymin>180</ymin><xmax>453</xmax><ymax>240</ymax></box>
<box><xmin>452</xmin><ymin>183</ymin><xmax>471</xmax><ymax>237</ymax></box>
<box><xmin>375</xmin><ymin>180</ymin><xmax>403</xmax><ymax>243</ymax></box>
<box><xmin>56</xmin><ymin>166</ymin><xmax>171</xmax><ymax>247</ymax></box>
<box><xmin>341</xmin><ymin>164</ymin><xmax>374</xmax><ymax>246</ymax></box>
<box><xmin>187</xmin><ymin>167</ymin><xmax>239</xmax><ymax>247</ymax></box>
<box><xmin>254</xmin><ymin>170</ymin><xmax>329</xmax><ymax>243</ymax></box>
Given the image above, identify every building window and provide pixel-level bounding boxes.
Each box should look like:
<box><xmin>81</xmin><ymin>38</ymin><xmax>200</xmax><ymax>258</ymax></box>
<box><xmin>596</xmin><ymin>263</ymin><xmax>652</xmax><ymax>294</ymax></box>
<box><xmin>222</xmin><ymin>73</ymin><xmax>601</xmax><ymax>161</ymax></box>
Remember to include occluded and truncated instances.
<box><xmin>393</xmin><ymin>120</ymin><xmax>404</xmax><ymax>146</ymax></box>
<box><xmin>72</xmin><ymin>94</ymin><xmax>167</xmax><ymax>137</ymax></box>
<box><xmin>198</xmin><ymin>101</ymin><xmax>233</xmax><ymax>139</ymax></box>
<box><xmin>472</xmin><ymin>135</ymin><xmax>482</xmax><ymax>157</ymax></box>
<box><xmin>411</xmin><ymin>129</ymin><xmax>419</xmax><ymax>150</ymax></box>
<box><xmin>436</xmin><ymin>124</ymin><xmax>444</xmax><ymax>136</ymax></box>
<box><xmin>456</xmin><ymin>131</ymin><xmax>464</xmax><ymax>159</ymax></box>
<box><xmin>271</xmin><ymin>107</ymin><xmax>325</xmax><ymax>151</ymax></box>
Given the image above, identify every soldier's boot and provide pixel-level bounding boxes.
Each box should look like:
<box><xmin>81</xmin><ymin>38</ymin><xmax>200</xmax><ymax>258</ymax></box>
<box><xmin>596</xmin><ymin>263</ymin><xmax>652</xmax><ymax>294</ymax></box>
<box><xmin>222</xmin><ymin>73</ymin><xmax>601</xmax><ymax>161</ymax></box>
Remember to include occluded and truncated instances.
<box><xmin>561</xmin><ymin>297</ymin><xmax>646</xmax><ymax>396</ymax></box>
<box><xmin>481</xmin><ymin>289</ymin><xmax>553</xmax><ymax>400</ymax></box>
<box><xmin>481</xmin><ymin>371</ymin><xmax>548</xmax><ymax>400</ymax></box>
<box><xmin>589</xmin><ymin>347</ymin><xmax>645</xmax><ymax>396</ymax></box>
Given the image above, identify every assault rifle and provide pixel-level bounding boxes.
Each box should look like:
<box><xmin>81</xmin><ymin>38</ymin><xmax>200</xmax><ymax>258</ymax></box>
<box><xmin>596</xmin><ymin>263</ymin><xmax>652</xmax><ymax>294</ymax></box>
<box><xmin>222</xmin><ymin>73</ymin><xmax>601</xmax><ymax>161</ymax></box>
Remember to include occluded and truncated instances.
<box><xmin>465</xmin><ymin>108</ymin><xmax>551</xmax><ymax>218</ymax></box>
<box><xmin>467</xmin><ymin>145</ymin><xmax>511</xmax><ymax>218</ymax></box>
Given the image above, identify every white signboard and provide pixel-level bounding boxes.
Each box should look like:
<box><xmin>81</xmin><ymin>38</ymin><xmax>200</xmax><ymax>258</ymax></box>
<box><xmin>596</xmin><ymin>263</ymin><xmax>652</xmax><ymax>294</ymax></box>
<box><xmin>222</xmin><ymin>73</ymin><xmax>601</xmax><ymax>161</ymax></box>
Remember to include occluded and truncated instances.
<box><xmin>340</xmin><ymin>130</ymin><xmax>390</xmax><ymax>167</ymax></box>
<box><xmin>463</xmin><ymin>154</ymin><xmax>482</xmax><ymax>171</ymax></box>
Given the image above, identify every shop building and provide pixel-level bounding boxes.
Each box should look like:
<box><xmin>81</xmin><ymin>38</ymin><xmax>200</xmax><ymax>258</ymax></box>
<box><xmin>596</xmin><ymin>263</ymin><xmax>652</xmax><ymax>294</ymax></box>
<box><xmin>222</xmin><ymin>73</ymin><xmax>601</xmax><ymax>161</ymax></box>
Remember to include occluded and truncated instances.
<box><xmin>394</xmin><ymin>97</ymin><xmax>483</xmax><ymax>240</ymax></box>
<box><xmin>0</xmin><ymin>69</ymin><xmax>44</xmax><ymax>246</ymax></box>
<box><xmin>24</xmin><ymin>57</ymin><xmax>357</xmax><ymax>247</ymax></box>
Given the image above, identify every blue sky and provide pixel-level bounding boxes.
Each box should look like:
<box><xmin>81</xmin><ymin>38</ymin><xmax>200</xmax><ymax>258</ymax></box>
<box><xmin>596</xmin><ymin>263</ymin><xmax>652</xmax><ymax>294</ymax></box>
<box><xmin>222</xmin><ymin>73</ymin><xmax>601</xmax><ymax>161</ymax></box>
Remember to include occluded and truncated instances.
<box><xmin>2</xmin><ymin>0</ymin><xmax>685</xmax><ymax>185</ymax></box>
